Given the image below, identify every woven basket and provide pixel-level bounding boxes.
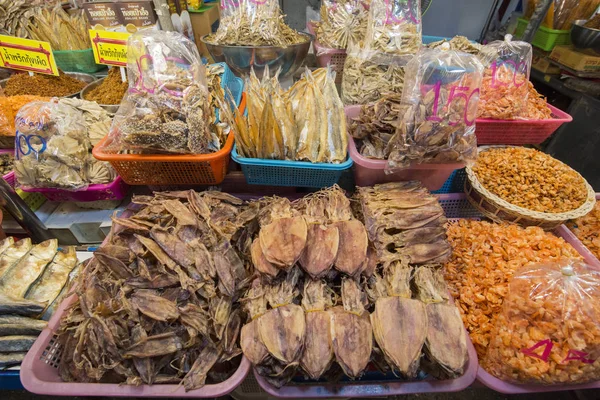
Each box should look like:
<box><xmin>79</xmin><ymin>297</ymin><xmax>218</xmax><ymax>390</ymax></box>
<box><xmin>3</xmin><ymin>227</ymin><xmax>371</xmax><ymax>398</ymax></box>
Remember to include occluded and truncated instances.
<box><xmin>465</xmin><ymin>147</ymin><xmax>596</xmax><ymax>230</ymax></box>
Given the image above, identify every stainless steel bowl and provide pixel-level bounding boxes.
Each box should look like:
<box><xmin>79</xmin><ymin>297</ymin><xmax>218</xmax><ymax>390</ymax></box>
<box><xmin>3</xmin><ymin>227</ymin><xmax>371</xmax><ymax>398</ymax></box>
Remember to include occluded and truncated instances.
<box><xmin>80</xmin><ymin>77</ymin><xmax>121</xmax><ymax>114</ymax></box>
<box><xmin>0</xmin><ymin>72</ymin><xmax>96</xmax><ymax>98</ymax></box>
<box><xmin>201</xmin><ymin>33</ymin><xmax>313</xmax><ymax>79</ymax></box>
<box><xmin>571</xmin><ymin>20</ymin><xmax>600</xmax><ymax>52</ymax></box>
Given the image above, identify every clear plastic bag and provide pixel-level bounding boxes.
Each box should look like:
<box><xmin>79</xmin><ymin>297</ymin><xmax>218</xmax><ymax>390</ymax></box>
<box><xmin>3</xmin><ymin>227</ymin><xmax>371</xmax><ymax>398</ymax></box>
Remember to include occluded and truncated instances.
<box><xmin>478</xmin><ymin>35</ymin><xmax>533</xmax><ymax>120</ymax></box>
<box><xmin>484</xmin><ymin>259</ymin><xmax>600</xmax><ymax>385</ymax></box>
<box><xmin>106</xmin><ymin>30</ymin><xmax>219</xmax><ymax>154</ymax></box>
<box><xmin>316</xmin><ymin>0</ymin><xmax>371</xmax><ymax>50</ymax></box>
<box><xmin>14</xmin><ymin>100</ymin><xmax>90</xmax><ymax>190</ymax></box>
<box><xmin>341</xmin><ymin>0</ymin><xmax>421</xmax><ymax>105</ymax></box>
<box><xmin>387</xmin><ymin>48</ymin><xmax>484</xmax><ymax>168</ymax></box>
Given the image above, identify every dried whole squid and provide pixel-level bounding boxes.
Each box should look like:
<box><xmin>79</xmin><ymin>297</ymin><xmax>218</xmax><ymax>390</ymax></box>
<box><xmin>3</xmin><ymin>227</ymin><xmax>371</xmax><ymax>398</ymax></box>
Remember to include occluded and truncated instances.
<box><xmin>298</xmin><ymin>223</ymin><xmax>339</xmax><ymax>279</ymax></box>
<box><xmin>334</xmin><ymin>220</ymin><xmax>368</xmax><ymax>276</ymax></box>
<box><xmin>240</xmin><ymin>280</ymin><xmax>270</xmax><ymax>366</ymax></box>
<box><xmin>259</xmin><ymin>216</ymin><xmax>307</xmax><ymax>269</ymax></box>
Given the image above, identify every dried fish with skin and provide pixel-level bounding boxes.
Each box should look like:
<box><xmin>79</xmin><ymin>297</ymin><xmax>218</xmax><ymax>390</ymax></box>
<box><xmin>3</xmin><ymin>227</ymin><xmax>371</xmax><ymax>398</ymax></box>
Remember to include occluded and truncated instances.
<box><xmin>0</xmin><ymin>237</ymin><xmax>14</xmax><ymax>256</ymax></box>
<box><xmin>0</xmin><ymin>316</ymin><xmax>47</xmax><ymax>336</ymax></box>
<box><xmin>316</xmin><ymin>0</ymin><xmax>369</xmax><ymax>50</ymax></box>
<box><xmin>370</xmin><ymin>262</ymin><xmax>428</xmax><ymax>377</ymax></box>
<box><xmin>258</xmin><ymin>268</ymin><xmax>305</xmax><ymax>365</ymax></box>
<box><xmin>0</xmin><ymin>335</ymin><xmax>37</xmax><ymax>353</ymax></box>
<box><xmin>0</xmin><ymin>293</ymin><xmax>46</xmax><ymax>317</ymax></box>
<box><xmin>319</xmin><ymin>69</ymin><xmax>348</xmax><ymax>163</ymax></box>
<box><xmin>301</xmin><ymin>280</ymin><xmax>335</xmax><ymax>380</ymax></box>
<box><xmin>330</xmin><ymin>278</ymin><xmax>372</xmax><ymax>378</ymax></box>
<box><xmin>0</xmin><ymin>352</ymin><xmax>26</xmax><ymax>369</ymax></box>
<box><xmin>0</xmin><ymin>238</ymin><xmax>32</xmax><ymax>279</ymax></box>
<box><xmin>26</xmin><ymin>247</ymin><xmax>78</xmax><ymax>306</ymax></box>
<box><xmin>0</xmin><ymin>239</ymin><xmax>58</xmax><ymax>298</ymax></box>
<box><xmin>293</xmin><ymin>71</ymin><xmax>327</xmax><ymax>162</ymax></box>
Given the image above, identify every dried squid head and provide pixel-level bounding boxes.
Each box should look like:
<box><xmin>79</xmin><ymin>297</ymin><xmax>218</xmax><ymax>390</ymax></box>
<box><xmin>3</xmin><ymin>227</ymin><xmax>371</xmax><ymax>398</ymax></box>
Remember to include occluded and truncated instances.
<box><xmin>329</xmin><ymin>278</ymin><xmax>372</xmax><ymax>379</ymax></box>
<box><xmin>300</xmin><ymin>280</ymin><xmax>335</xmax><ymax>380</ymax></box>
<box><xmin>384</xmin><ymin>259</ymin><xmax>412</xmax><ymax>298</ymax></box>
<box><xmin>257</xmin><ymin>268</ymin><xmax>305</xmax><ymax>364</ymax></box>
<box><xmin>413</xmin><ymin>267</ymin><xmax>468</xmax><ymax>379</ymax></box>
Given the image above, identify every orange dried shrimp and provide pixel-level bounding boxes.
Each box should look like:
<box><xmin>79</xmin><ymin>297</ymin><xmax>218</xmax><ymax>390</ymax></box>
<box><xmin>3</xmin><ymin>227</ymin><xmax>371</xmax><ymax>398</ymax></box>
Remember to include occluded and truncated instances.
<box><xmin>443</xmin><ymin>220</ymin><xmax>582</xmax><ymax>359</ymax></box>
<box><xmin>566</xmin><ymin>202</ymin><xmax>600</xmax><ymax>261</ymax></box>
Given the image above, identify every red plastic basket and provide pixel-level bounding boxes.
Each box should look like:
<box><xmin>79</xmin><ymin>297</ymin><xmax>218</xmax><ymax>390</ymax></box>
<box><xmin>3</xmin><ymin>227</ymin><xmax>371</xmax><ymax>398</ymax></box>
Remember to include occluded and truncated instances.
<box><xmin>437</xmin><ymin>193</ymin><xmax>600</xmax><ymax>394</ymax></box>
<box><xmin>346</xmin><ymin>106</ymin><xmax>464</xmax><ymax>190</ymax></box>
<box><xmin>475</xmin><ymin>105</ymin><xmax>572</xmax><ymax>145</ymax></box>
<box><xmin>20</xmin><ymin>293</ymin><xmax>251</xmax><ymax>397</ymax></box>
<box><xmin>20</xmin><ymin>176</ymin><xmax>129</xmax><ymax>202</ymax></box>
<box><xmin>307</xmin><ymin>22</ymin><xmax>347</xmax><ymax>83</ymax></box>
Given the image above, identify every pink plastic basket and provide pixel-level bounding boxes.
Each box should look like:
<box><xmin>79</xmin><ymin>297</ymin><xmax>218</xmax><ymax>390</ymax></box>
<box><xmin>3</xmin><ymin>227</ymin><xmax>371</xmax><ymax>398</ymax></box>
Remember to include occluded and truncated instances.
<box><xmin>437</xmin><ymin>193</ymin><xmax>600</xmax><ymax>394</ymax></box>
<box><xmin>346</xmin><ymin>106</ymin><xmax>464</xmax><ymax>190</ymax></box>
<box><xmin>20</xmin><ymin>176</ymin><xmax>129</xmax><ymax>202</ymax></box>
<box><xmin>307</xmin><ymin>22</ymin><xmax>347</xmax><ymax>83</ymax></box>
<box><xmin>475</xmin><ymin>105</ymin><xmax>572</xmax><ymax>145</ymax></box>
<box><xmin>20</xmin><ymin>292</ymin><xmax>251</xmax><ymax>397</ymax></box>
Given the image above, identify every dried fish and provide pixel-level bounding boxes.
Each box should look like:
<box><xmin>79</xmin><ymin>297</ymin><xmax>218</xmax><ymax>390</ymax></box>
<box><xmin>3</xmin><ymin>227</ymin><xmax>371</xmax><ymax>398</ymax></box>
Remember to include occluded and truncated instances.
<box><xmin>0</xmin><ymin>239</ymin><xmax>58</xmax><ymax>298</ymax></box>
<box><xmin>0</xmin><ymin>237</ymin><xmax>14</xmax><ymax>256</ymax></box>
<box><xmin>0</xmin><ymin>335</ymin><xmax>37</xmax><ymax>353</ymax></box>
<box><xmin>0</xmin><ymin>238</ymin><xmax>32</xmax><ymax>279</ymax></box>
<box><xmin>0</xmin><ymin>352</ymin><xmax>26</xmax><ymax>369</ymax></box>
<box><xmin>315</xmin><ymin>0</ymin><xmax>369</xmax><ymax>49</ymax></box>
<box><xmin>329</xmin><ymin>278</ymin><xmax>372</xmax><ymax>378</ymax></box>
<box><xmin>0</xmin><ymin>293</ymin><xmax>46</xmax><ymax>317</ymax></box>
<box><xmin>26</xmin><ymin>247</ymin><xmax>78</xmax><ymax>306</ymax></box>
<box><xmin>0</xmin><ymin>315</ymin><xmax>47</xmax><ymax>336</ymax></box>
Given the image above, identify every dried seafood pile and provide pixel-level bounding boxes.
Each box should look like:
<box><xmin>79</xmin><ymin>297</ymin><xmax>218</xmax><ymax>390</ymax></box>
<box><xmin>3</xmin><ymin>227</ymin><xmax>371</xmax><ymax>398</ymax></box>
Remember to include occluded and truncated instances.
<box><xmin>349</xmin><ymin>93</ymin><xmax>406</xmax><ymax>159</ymax></box>
<box><xmin>567</xmin><ymin>202</ymin><xmax>600</xmax><ymax>261</ymax></box>
<box><xmin>0</xmin><ymin>237</ymin><xmax>80</xmax><ymax>368</ymax></box>
<box><xmin>3</xmin><ymin>72</ymin><xmax>87</xmax><ymax>97</ymax></box>
<box><xmin>231</xmin><ymin>67</ymin><xmax>347</xmax><ymax>163</ymax></box>
<box><xmin>56</xmin><ymin>190</ymin><xmax>259</xmax><ymax>389</ymax></box>
<box><xmin>0</xmin><ymin>152</ymin><xmax>13</xmax><ymax>176</ymax></box>
<box><xmin>241</xmin><ymin>184</ymin><xmax>468</xmax><ymax>387</ymax></box>
<box><xmin>315</xmin><ymin>0</ymin><xmax>370</xmax><ymax>49</ymax></box>
<box><xmin>206</xmin><ymin>0</ymin><xmax>305</xmax><ymax>47</ymax></box>
<box><xmin>111</xmin><ymin>32</ymin><xmax>232</xmax><ymax>155</ymax></box>
<box><xmin>341</xmin><ymin>0</ymin><xmax>421</xmax><ymax>105</ymax></box>
<box><xmin>14</xmin><ymin>98</ymin><xmax>116</xmax><ymax>190</ymax></box>
<box><xmin>426</xmin><ymin>36</ymin><xmax>484</xmax><ymax>56</ymax></box>
<box><xmin>0</xmin><ymin>0</ymin><xmax>43</xmax><ymax>39</ymax></box>
<box><xmin>83</xmin><ymin>68</ymin><xmax>128</xmax><ymax>106</ymax></box>
<box><xmin>27</xmin><ymin>3</ymin><xmax>90</xmax><ymax>50</ymax></box>
<box><xmin>387</xmin><ymin>50</ymin><xmax>483</xmax><ymax>168</ymax></box>
<box><xmin>356</xmin><ymin>182</ymin><xmax>451</xmax><ymax>266</ymax></box>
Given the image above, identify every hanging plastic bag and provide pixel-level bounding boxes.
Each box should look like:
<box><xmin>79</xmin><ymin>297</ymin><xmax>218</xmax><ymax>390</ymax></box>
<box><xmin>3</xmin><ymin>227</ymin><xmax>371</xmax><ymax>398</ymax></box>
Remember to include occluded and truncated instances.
<box><xmin>478</xmin><ymin>35</ymin><xmax>533</xmax><ymax>120</ymax></box>
<box><xmin>14</xmin><ymin>100</ymin><xmax>91</xmax><ymax>190</ymax></box>
<box><xmin>341</xmin><ymin>0</ymin><xmax>421</xmax><ymax>105</ymax></box>
<box><xmin>208</xmin><ymin>0</ymin><xmax>303</xmax><ymax>47</ymax></box>
<box><xmin>106</xmin><ymin>30</ymin><xmax>221</xmax><ymax>154</ymax></box>
<box><xmin>316</xmin><ymin>0</ymin><xmax>370</xmax><ymax>50</ymax></box>
<box><xmin>484</xmin><ymin>259</ymin><xmax>600</xmax><ymax>385</ymax></box>
<box><xmin>387</xmin><ymin>48</ymin><xmax>484</xmax><ymax>169</ymax></box>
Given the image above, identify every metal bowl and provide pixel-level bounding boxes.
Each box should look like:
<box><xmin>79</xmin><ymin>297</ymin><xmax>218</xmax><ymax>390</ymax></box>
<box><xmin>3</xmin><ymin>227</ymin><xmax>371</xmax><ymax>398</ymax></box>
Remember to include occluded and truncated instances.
<box><xmin>0</xmin><ymin>72</ymin><xmax>96</xmax><ymax>98</ymax></box>
<box><xmin>80</xmin><ymin>77</ymin><xmax>121</xmax><ymax>114</ymax></box>
<box><xmin>571</xmin><ymin>20</ymin><xmax>600</xmax><ymax>52</ymax></box>
<box><xmin>201</xmin><ymin>33</ymin><xmax>313</xmax><ymax>79</ymax></box>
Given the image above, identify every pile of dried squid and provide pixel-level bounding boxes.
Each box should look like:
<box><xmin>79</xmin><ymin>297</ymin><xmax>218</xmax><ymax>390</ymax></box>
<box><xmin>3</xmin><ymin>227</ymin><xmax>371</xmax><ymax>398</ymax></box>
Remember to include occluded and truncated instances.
<box><xmin>229</xmin><ymin>67</ymin><xmax>347</xmax><ymax>163</ymax></box>
<box><xmin>240</xmin><ymin>184</ymin><xmax>469</xmax><ymax>387</ymax></box>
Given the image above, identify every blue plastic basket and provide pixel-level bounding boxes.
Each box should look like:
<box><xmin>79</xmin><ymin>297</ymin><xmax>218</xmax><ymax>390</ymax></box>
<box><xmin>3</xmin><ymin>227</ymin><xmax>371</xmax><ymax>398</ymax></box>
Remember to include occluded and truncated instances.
<box><xmin>231</xmin><ymin>146</ymin><xmax>354</xmax><ymax>188</ymax></box>
<box><xmin>214</xmin><ymin>62</ymin><xmax>243</xmax><ymax>119</ymax></box>
<box><xmin>432</xmin><ymin>168</ymin><xmax>467</xmax><ymax>194</ymax></box>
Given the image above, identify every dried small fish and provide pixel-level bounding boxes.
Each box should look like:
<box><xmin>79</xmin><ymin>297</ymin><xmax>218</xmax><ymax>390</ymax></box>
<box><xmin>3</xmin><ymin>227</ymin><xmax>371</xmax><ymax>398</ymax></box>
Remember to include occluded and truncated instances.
<box><xmin>329</xmin><ymin>278</ymin><xmax>372</xmax><ymax>379</ymax></box>
<box><xmin>316</xmin><ymin>0</ymin><xmax>369</xmax><ymax>49</ymax></box>
<box><xmin>0</xmin><ymin>315</ymin><xmax>47</xmax><ymax>336</ymax></box>
<box><xmin>0</xmin><ymin>239</ymin><xmax>58</xmax><ymax>298</ymax></box>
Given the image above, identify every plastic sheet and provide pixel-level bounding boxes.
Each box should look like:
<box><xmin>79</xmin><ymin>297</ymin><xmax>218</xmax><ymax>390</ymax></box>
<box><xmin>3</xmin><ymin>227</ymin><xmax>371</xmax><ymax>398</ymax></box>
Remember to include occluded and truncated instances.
<box><xmin>484</xmin><ymin>259</ymin><xmax>600</xmax><ymax>385</ymax></box>
<box><xmin>387</xmin><ymin>48</ymin><xmax>483</xmax><ymax>169</ymax></box>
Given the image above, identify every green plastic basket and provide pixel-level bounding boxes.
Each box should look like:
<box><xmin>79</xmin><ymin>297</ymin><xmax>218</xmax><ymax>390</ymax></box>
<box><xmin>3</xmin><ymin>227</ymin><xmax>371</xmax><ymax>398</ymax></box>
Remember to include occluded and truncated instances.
<box><xmin>53</xmin><ymin>48</ymin><xmax>105</xmax><ymax>74</ymax></box>
<box><xmin>515</xmin><ymin>18</ymin><xmax>571</xmax><ymax>51</ymax></box>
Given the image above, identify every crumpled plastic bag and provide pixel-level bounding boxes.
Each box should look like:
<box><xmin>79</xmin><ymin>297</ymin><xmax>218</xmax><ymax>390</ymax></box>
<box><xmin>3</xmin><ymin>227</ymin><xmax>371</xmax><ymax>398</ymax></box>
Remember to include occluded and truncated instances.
<box><xmin>386</xmin><ymin>47</ymin><xmax>483</xmax><ymax>169</ymax></box>
<box><xmin>484</xmin><ymin>259</ymin><xmax>600</xmax><ymax>385</ymax></box>
<box><xmin>315</xmin><ymin>0</ymin><xmax>370</xmax><ymax>51</ymax></box>
<box><xmin>106</xmin><ymin>30</ymin><xmax>218</xmax><ymax>155</ymax></box>
<box><xmin>478</xmin><ymin>35</ymin><xmax>533</xmax><ymax>120</ymax></box>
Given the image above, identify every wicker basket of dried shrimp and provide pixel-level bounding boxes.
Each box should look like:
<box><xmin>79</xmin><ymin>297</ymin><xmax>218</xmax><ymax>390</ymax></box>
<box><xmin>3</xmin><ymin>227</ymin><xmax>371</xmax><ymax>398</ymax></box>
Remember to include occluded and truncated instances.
<box><xmin>465</xmin><ymin>146</ymin><xmax>596</xmax><ymax>230</ymax></box>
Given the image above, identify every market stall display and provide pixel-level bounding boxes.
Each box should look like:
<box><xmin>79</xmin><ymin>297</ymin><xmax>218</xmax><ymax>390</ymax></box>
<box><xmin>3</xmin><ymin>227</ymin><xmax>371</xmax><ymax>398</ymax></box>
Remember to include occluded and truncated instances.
<box><xmin>48</xmin><ymin>190</ymin><xmax>256</xmax><ymax>390</ymax></box>
<box><xmin>566</xmin><ymin>199</ymin><xmax>600</xmax><ymax>261</ymax></box>
<box><xmin>26</xmin><ymin>3</ymin><xmax>89</xmax><ymax>51</ymax></box>
<box><xmin>341</xmin><ymin>0</ymin><xmax>421</xmax><ymax>105</ymax></box>
<box><xmin>466</xmin><ymin>147</ymin><xmax>596</xmax><ymax>229</ymax></box>
<box><xmin>0</xmin><ymin>237</ymin><xmax>79</xmax><ymax>369</ymax></box>
<box><xmin>82</xmin><ymin>68</ymin><xmax>129</xmax><ymax>108</ymax></box>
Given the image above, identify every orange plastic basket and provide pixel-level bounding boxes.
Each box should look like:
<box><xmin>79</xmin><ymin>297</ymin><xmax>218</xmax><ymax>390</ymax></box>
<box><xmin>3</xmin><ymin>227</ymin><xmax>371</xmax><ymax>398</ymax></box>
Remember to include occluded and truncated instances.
<box><xmin>93</xmin><ymin>94</ymin><xmax>246</xmax><ymax>186</ymax></box>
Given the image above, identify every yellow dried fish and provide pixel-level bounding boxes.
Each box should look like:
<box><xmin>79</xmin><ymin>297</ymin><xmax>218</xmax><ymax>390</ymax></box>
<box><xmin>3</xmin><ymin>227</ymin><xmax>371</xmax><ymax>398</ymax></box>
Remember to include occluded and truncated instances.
<box><xmin>0</xmin><ymin>237</ymin><xmax>15</xmax><ymax>257</ymax></box>
<box><xmin>259</xmin><ymin>99</ymin><xmax>285</xmax><ymax>159</ymax></box>
<box><xmin>25</xmin><ymin>247</ymin><xmax>78</xmax><ymax>306</ymax></box>
<box><xmin>319</xmin><ymin>69</ymin><xmax>348</xmax><ymax>163</ymax></box>
<box><xmin>0</xmin><ymin>239</ymin><xmax>32</xmax><ymax>279</ymax></box>
<box><xmin>294</xmin><ymin>71</ymin><xmax>327</xmax><ymax>162</ymax></box>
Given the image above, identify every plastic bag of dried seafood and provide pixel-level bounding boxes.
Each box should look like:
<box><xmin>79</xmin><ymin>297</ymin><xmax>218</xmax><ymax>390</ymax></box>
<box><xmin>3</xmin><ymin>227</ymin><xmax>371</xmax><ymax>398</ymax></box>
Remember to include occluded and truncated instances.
<box><xmin>107</xmin><ymin>30</ymin><xmax>219</xmax><ymax>154</ymax></box>
<box><xmin>341</xmin><ymin>0</ymin><xmax>421</xmax><ymax>105</ymax></box>
<box><xmin>316</xmin><ymin>0</ymin><xmax>370</xmax><ymax>50</ymax></box>
<box><xmin>387</xmin><ymin>48</ymin><xmax>484</xmax><ymax>169</ymax></box>
<box><xmin>14</xmin><ymin>100</ymin><xmax>91</xmax><ymax>190</ymax></box>
<box><xmin>478</xmin><ymin>35</ymin><xmax>533</xmax><ymax>120</ymax></box>
<box><xmin>484</xmin><ymin>259</ymin><xmax>600</xmax><ymax>385</ymax></box>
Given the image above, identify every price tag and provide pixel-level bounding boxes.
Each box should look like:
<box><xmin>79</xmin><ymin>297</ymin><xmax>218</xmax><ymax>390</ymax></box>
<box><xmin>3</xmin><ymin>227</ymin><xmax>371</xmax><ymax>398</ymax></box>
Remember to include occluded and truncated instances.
<box><xmin>0</xmin><ymin>35</ymin><xmax>58</xmax><ymax>76</ymax></box>
<box><xmin>89</xmin><ymin>30</ymin><xmax>131</xmax><ymax>67</ymax></box>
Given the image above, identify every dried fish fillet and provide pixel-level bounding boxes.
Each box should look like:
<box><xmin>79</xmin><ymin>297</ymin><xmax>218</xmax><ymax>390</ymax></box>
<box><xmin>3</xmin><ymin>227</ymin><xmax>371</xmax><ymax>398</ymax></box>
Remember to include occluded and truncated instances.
<box><xmin>0</xmin><ymin>293</ymin><xmax>46</xmax><ymax>317</ymax></box>
<box><xmin>299</xmin><ymin>224</ymin><xmax>339</xmax><ymax>279</ymax></box>
<box><xmin>259</xmin><ymin>216</ymin><xmax>307</xmax><ymax>268</ymax></box>
<box><xmin>0</xmin><ymin>239</ymin><xmax>58</xmax><ymax>298</ymax></box>
<box><xmin>0</xmin><ymin>238</ymin><xmax>32</xmax><ymax>279</ymax></box>
<box><xmin>334</xmin><ymin>220</ymin><xmax>368</xmax><ymax>276</ymax></box>
<box><xmin>26</xmin><ymin>247</ymin><xmax>78</xmax><ymax>306</ymax></box>
<box><xmin>0</xmin><ymin>316</ymin><xmax>47</xmax><ymax>336</ymax></box>
<box><xmin>0</xmin><ymin>237</ymin><xmax>14</xmax><ymax>256</ymax></box>
<box><xmin>0</xmin><ymin>335</ymin><xmax>37</xmax><ymax>353</ymax></box>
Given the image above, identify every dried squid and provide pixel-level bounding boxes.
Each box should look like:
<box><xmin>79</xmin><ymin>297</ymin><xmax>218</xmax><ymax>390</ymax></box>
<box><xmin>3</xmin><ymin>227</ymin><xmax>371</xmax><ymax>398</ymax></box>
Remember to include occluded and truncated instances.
<box><xmin>240</xmin><ymin>281</ymin><xmax>269</xmax><ymax>365</ymax></box>
<box><xmin>370</xmin><ymin>261</ymin><xmax>427</xmax><ymax>378</ymax></box>
<box><xmin>330</xmin><ymin>278</ymin><xmax>372</xmax><ymax>378</ymax></box>
<box><xmin>301</xmin><ymin>280</ymin><xmax>335</xmax><ymax>380</ymax></box>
